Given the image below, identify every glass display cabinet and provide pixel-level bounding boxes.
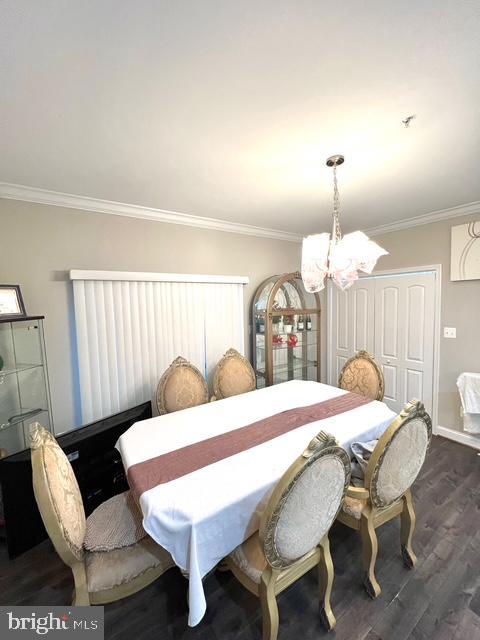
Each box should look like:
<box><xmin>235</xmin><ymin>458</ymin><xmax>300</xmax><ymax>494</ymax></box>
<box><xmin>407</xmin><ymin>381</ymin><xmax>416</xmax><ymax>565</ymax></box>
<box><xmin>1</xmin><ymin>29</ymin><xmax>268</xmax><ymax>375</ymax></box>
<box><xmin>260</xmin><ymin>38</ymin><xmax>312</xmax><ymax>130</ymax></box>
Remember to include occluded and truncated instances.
<box><xmin>0</xmin><ymin>317</ymin><xmax>53</xmax><ymax>457</ymax></box>
<box><xmin>252</xmin><ymin>272</ymin><xmax>321</xmax><ymax>388</ymax></box>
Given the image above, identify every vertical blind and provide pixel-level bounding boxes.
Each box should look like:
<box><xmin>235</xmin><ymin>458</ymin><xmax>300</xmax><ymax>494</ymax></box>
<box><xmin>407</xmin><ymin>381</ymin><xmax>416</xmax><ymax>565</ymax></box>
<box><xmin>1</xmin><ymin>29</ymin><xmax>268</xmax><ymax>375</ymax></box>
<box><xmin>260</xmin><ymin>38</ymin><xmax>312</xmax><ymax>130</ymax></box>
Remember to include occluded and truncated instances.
<box><xmin>71</xmin><ymin>271</ymin><xmax>248</xmax><ymax>423</ymax></box>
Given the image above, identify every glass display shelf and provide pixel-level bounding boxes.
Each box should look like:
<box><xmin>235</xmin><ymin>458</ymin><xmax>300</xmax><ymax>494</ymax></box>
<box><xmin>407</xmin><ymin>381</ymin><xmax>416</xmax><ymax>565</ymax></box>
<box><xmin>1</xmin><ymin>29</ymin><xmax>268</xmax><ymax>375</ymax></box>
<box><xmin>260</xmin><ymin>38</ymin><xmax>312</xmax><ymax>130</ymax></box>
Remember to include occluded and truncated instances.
<box><xmin>256</xmin><ymin>348</ymin><xmax>318</xmax><ymax>370</ymax></box>
<box><xmin>257</xmin><ymin>357</ymin><xmax>318</xmax><ymax>376</ymax></box>
<box><xmin>0</xmin><ymin>317</ymin><xmax>53</xmax><ymax>457</ymax></box>
<box><xmin>273</xmin><ymin>365</ymin><xmax>318</xmax><ymax>384</ymax></box>
<box><xmin>254</xmin><ymin>318</ymin><xmax>320</xmax><ymax>334</ymax></box>
<box><xmin>255</xmin><ymin>336</ymin><xmax>319</xmax><ymax>351</ymax></box>
<box><xmin>256</xmin><ymin>365</ymin><xmax>318</xmax><ymax>384</ymax></box>
<box><xmin>267</xmin><ymin>344</ymin><xmax>318</xmax><ymax>353</ymax></box>
<box><xmin>0</xmin><ymin>363</ymin><xmax>44</xmax><ymax>378</ymax></box>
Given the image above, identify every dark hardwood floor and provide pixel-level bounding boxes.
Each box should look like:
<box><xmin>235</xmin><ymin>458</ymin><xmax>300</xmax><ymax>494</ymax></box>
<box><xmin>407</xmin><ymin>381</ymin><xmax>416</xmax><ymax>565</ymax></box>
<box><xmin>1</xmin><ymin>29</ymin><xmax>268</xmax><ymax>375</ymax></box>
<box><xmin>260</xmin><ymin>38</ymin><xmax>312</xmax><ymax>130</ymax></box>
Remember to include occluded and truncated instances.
<box><xmin>1</xmin><ymin>436</ymin><xmax>479</xmax><ymax>640</ymax></box>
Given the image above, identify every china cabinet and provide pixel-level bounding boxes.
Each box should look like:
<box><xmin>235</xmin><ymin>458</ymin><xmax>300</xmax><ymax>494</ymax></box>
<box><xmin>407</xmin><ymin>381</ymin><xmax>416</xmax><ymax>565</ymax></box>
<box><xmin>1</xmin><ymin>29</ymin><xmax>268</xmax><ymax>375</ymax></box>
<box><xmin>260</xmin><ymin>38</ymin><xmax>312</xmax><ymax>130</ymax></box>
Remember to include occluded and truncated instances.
<box><xmin>0</xmin><ymin>316</ymin><xmax>53</xmax><ymax>457</ymax></box>
<box><xmin>252</xmin><ymin>272</ymin><xmax>321</xmax><ymax>388</ymax></box>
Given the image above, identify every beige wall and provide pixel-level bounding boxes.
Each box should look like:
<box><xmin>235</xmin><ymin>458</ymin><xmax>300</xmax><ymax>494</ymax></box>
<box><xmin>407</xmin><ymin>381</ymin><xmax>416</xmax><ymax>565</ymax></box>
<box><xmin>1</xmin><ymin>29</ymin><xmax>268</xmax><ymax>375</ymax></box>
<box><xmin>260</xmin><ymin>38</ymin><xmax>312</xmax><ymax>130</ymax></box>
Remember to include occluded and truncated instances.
<box><xmin>0</xmin><ymin>199</ymin><xmax>303</xmax><ymax>433</ymax></box>
<box><xmin>374</xmin><ymin>214</ymin><xmax>480</xmax><ymax>436</ymax></box>
<box><xmin>6</xmin><ymin>196</ymin><xmax>471</xmax><ymax>438</ymax></box>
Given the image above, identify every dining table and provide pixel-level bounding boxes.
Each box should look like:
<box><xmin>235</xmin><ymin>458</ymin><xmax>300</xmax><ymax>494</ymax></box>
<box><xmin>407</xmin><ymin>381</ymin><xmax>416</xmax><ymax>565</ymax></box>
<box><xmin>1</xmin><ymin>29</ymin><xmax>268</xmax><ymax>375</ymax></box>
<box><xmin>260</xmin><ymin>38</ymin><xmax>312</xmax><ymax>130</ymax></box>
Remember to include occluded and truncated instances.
<box><xmin>116</xmin><ymin>379</ymin><xmax>396</xmax><ymax>626</ymax></box>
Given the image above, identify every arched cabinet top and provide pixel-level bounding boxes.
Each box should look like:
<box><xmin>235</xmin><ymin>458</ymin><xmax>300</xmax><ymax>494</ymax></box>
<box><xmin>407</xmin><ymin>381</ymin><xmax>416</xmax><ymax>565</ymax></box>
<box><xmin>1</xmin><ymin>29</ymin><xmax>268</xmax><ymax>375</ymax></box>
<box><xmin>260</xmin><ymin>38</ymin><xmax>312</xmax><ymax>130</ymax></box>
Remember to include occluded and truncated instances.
<box><xmin>253</xmin><ymin>272</ymin><xmax>321</xmax><ymax>315</ymax></box>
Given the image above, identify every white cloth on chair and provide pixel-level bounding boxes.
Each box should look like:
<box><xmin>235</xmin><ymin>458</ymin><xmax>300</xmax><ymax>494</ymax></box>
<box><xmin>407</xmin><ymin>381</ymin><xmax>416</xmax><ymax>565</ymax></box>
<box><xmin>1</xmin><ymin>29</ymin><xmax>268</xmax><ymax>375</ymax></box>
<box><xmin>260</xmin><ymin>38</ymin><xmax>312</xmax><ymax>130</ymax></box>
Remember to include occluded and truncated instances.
<box><xmin>350</xmin><ymin>439</ymin><xmax>378</xmax><ymax>481</ymax></box>
<box><xmin>456</xmin><ymin>372</ymin><xmax>480</xmax><ymax>434</ymax></box>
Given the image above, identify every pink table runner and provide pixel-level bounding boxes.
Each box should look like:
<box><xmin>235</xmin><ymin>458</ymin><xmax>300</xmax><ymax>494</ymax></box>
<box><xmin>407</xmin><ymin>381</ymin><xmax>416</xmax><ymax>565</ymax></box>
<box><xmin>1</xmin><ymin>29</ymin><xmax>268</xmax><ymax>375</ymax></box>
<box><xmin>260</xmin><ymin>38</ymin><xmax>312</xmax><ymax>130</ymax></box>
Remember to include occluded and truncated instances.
<box><xmin>128</xmin><ymin>391</ymin><xmax>371</xmax><ymax>498</ymax></box>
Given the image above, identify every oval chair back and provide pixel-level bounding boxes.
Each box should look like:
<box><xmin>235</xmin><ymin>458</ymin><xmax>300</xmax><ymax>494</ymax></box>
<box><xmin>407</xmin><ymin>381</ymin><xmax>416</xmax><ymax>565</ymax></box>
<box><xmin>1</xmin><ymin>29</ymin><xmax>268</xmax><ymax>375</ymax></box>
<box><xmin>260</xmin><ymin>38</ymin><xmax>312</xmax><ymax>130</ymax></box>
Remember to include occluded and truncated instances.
<box><xmin>366</xmin><ymin>400</ymin><xmax>432</xmax><ymax>509</ymax></box>
<box><xmin>212</xmin><ymin>348</ymin><xmax>256</xmax><ymax>400</ymax></box>
<box><xmin>338</xmin><ymin>350</ymin><xmax>385</xmax><ymax>401</ymax></box>
<box><xmin>156</xmin><ymin>356</ymin><xmax>208</xmax><ymax>415</ymax></box>
<box><xmin>259</xmin><ymin>432</ymin><xmax>351</xmax><ymax>570</ymax></box>
<box><xmin>30</xmin><ymin>422</ymin><xmax>86</xmax><ymax>567</ymax></box>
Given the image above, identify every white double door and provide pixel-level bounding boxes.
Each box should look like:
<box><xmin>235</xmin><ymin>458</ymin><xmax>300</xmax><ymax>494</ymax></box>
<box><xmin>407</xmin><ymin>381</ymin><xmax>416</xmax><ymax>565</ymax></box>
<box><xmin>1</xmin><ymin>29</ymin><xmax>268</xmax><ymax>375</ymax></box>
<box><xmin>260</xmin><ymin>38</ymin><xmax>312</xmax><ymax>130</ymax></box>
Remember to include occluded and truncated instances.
<box><xmin>328</xmin><ymin>271</ymin><xmax>437</xmax><ymax>416</ymax></box>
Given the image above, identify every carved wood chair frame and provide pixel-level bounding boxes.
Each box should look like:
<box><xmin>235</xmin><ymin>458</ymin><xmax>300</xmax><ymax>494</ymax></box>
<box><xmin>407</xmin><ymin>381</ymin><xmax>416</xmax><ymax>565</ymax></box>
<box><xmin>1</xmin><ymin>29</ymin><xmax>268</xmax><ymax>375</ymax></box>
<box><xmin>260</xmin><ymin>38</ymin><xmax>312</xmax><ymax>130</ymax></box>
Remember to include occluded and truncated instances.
<box><xmin>156</xmin><ymin>355</ymin><xmax>209</xmax><ymax>415</ymax></box>
<box><xmin>226</xmin><ymin>432</ymin><xmax>351</xmax><ymax>638</ymax></box>
<box><xmin>336</xmin><ymin>400</ymin><xmax>432</xmax><ymax>599</ymax></box>
<box><xmin>30</xmin><ymin>423</ymin><xmax>174</xmax><ymax>606</ymax></box>
<box><xmin>212</xmin><ymin>347</ymin><xmax>256</xmax><ymax>401</ymax></box>
<box><xmin>338</xmin><ymin>350</ymin><xmax>385</xmax><ymax>401</ymax></box>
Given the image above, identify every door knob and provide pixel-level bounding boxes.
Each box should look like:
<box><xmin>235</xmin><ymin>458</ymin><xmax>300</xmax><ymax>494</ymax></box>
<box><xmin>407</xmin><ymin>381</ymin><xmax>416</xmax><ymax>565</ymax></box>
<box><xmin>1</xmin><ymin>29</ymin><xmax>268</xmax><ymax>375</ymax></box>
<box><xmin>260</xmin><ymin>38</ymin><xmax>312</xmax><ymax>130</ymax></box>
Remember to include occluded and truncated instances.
<box><xmin>386</xmin><ymin>360</ymin><xmax>391</xmax><ymax>364</ymax></box>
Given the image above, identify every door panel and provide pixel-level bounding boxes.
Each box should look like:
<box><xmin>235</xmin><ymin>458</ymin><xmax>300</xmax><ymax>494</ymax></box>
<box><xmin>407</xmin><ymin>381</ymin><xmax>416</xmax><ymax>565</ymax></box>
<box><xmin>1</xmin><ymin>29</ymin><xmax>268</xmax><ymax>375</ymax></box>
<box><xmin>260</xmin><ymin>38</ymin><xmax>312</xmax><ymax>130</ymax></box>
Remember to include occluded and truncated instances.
<box><xmin>329</xmin><ymin>279</ymin><xmax>375</xmax><ymax>385</ymax></box>
<box><xmin>374</xmin><ymin>273</ymin><xmax>435</xmax><ymax>415</ymax></box>
<box><xmin>380</xmin><ymin>286</ymin><xmax>399</xmax><ymax>358</ymax></box>
<box><xmin>329</xmin><ymin>271</ymin><xmax>436</xmax><ymax>417</ymax></box>
<box><xmin>406</xmin><ymin>368</ymin><xmax>423</xmax><ymax>400</ymax></box>
<box><xmin>353</xmin><ymin>287</ymin><xmax>369</xmax><ymax>351</ymax></box>
<box><xmin>406</xmin><ymin>285</ymin><xmax>425</xmax><ymax>361</ymax></box>
<box><xmin>337</xmin><ymin>290</ymin><xmax>349</xmax><ymax>350</ymax></box>
<box><xmin>336</xmin><ymin>355</ymin><xmax>348</xmax><ymax>382</ymax></box>
<box><xmin>382</xmin><ymin>364</ymin><xmax>398</xmax><ymax>402</ymax></box>
<box><xmin>375</xmin><ymin>284</ymin><xmax>402</xmax><ymax>407</ymax></box>
<box><xmin>333</xmin><ymin>289</ymin><xmax>350</xmax><ymax>382</ymax></box>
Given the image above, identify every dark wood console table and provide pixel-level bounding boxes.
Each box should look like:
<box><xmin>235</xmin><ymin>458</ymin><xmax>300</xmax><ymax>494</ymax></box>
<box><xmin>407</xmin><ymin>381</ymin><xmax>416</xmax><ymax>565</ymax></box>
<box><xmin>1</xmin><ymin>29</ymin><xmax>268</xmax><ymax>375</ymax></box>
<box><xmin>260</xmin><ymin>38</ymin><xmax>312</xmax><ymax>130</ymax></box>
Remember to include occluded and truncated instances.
<box><xmin>0</xmin><ymin>401</ymin><xmax>151</xmax><ymax>558</ymax></box>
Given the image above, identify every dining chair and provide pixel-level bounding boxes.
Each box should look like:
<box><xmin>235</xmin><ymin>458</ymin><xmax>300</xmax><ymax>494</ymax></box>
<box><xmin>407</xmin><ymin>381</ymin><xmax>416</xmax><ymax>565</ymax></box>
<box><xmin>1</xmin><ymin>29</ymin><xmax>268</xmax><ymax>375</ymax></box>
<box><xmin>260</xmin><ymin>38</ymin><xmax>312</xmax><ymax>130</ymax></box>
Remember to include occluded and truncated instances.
<box><xmin>337</xmin><ymin>399</ymin><xmax>432</xmax><ymax>598</ymax></box>
<box><xmin>156</xmin><ymin>355</ymin><xmax>209</xmax><ymax>414</ymax></box>
<box><xmin>226</xmin><ymin>431</ymin><xmax>351</xmax><ymax>638</ymax></box>
<box><xmin>212</xmin><ymin>347</ymin><xmax>256</xmax><ymax>400</ymax></box>
<box><xmin>30</xmin><ymin>423</ymin><xmax>174</xmax><ymax>605</ymax></box>
<box><xmin>338</xmin><ymin>350</ymin><xmax>385</xmax><ymax>401</ymax></box>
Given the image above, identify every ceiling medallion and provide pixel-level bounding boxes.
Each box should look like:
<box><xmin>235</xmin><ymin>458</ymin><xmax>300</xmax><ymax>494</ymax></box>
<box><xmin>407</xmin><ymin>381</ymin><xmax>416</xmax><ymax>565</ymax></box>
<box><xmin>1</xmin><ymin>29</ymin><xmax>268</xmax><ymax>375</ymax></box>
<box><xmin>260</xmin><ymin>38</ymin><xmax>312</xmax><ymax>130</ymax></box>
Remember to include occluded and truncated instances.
<box><xmin>301</xmin><ymin>155</ymin><xmax>388</xmax><ymax>293</ymax></box>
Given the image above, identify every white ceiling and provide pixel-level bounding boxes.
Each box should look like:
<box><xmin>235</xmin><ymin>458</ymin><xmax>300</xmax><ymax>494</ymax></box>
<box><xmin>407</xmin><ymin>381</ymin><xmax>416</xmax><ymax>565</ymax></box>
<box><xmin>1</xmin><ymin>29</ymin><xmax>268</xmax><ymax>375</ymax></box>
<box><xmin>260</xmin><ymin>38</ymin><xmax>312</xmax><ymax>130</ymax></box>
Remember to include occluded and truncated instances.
<box><xmin>1</xmin><ymin>1</ymin><xmax>479</xmax><ymax>235</ymax></box>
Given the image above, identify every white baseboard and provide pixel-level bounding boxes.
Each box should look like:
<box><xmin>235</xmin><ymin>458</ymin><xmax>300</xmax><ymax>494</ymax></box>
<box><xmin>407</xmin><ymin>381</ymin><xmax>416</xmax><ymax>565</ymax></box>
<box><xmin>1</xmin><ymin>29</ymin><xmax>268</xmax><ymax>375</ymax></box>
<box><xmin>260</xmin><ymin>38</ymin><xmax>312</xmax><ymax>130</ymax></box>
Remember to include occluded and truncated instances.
<box><xmin>436</xmin><ymin>425</ymin><xmax>480</xmax><ymax>451</ymax></box>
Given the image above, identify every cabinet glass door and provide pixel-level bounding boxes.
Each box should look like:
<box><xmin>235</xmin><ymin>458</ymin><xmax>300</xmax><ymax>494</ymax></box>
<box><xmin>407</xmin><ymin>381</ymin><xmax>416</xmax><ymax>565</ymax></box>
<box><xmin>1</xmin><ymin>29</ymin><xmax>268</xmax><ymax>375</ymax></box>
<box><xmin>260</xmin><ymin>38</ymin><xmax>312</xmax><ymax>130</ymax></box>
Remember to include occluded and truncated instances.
<box><xmin>252</xmin><ymin>273</ymin><xmax>321</xmax><ymax>387</ymax></box>
<box><xmin>0</xmin><ymin>318</ymin><xmax>52</xmax><ymax>457</ymax></box>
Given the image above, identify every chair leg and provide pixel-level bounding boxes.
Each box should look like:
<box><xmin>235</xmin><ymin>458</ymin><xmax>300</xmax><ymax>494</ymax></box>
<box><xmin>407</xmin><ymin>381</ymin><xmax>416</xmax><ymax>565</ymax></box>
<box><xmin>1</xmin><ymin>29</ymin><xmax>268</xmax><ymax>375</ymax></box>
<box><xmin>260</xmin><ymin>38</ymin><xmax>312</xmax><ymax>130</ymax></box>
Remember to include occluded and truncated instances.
<box><xmin>259</xmin><ymin>569</ymin><xmax>279</xmax><ymax>640</ymax></box>
<box><xmin>318</xmin><ymin>537</ymin><xmax>336</xmax><ymax>631</ymax></box>
<box><xmin>400</xmin><ymin>489</ymin><xmax>417</xmax><ymax>569</ymax></box>
<box><xmin>360</xmin><ymin>511</ymin><xmax>381</xmax><ymax>599</ymax></box>
<box><xmin>71</xmin><ymin>561</ymin><xmax>90</xmax><ymax>605</ymax></box>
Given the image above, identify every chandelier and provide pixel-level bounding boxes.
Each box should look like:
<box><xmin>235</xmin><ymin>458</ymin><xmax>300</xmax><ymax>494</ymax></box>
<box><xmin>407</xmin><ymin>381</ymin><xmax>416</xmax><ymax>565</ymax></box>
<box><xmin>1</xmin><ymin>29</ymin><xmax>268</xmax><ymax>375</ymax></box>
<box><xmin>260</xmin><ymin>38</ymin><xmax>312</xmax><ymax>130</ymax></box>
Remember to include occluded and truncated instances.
<box><xmin>301</xmin><ymin>155</ymin><xmax>388</xmax><ymax>292</ymax></box>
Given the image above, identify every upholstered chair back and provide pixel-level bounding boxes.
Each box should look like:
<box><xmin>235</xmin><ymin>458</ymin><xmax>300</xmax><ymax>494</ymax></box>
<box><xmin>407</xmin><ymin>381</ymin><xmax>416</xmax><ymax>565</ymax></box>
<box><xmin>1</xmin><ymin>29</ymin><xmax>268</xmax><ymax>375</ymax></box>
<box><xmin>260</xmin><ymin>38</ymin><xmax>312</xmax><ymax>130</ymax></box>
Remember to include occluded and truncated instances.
<box><xmin>260</xmin><ymin>432</ymin><xmax>350</xmax><ymax>569</ymax></box>
<box><xmin>212</xmin><ymin>348</ymin><xmax>256</xmax><ymax>400</ymax></box>
<box><xmin>366</xmin><ymin>400</ymin><xmax>432</xmax><ymax>509</ymax></box>
<box><xmin>30</xmin><ymin>423</ymin><xmax>86</xmax><ymax>566</ymax></box>
<box><xmin>156</xmin><ymin>356</ymin><xmax>208</xmax><ymax>414</ymax></box>
<box><xmin>338</xmin><ymin>350</ymin><xmax>385</xmax><ymax>401</ymax></box>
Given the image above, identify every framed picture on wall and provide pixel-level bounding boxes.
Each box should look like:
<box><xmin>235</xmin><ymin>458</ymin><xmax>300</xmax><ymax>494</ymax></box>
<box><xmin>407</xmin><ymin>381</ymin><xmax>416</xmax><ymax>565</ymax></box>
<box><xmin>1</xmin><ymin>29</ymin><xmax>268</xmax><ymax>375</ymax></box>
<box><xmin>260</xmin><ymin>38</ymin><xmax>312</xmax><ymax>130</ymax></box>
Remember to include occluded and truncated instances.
<box><xmin>451</xmin><ymin>221</ymin><xmax>480</xmax><ymax>281</ymax></box>
<box><xmin>0</xmin><ymin>285</ymin><xmax>27</xmax><ymax>319</ymax></box>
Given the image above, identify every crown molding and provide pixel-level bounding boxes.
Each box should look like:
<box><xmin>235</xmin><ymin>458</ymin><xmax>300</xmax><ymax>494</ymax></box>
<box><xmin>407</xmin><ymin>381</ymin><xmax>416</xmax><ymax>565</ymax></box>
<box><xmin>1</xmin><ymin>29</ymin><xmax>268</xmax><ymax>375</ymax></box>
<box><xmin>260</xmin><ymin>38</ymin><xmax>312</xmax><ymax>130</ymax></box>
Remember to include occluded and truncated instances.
<box><xmin>2</xmin><ymin>181</ymin><xmax>479</xmax><ymax>242</ymax></box>
<box><xmin>0</xmin><ymin>182</ymin><xmax>303</xmax><ymax>243</ymax></box>
<box><xmin>365</xmin><ymin>200</ymin><xmax>480</xmax><ymax>237</ymax></box>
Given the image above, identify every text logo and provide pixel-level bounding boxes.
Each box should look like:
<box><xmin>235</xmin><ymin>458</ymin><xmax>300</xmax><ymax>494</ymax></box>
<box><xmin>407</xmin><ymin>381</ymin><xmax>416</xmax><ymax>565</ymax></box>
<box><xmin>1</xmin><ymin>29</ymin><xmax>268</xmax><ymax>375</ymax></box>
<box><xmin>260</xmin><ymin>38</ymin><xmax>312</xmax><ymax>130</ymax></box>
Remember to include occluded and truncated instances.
<box><xmin>1</xmin><ymin>607</ymin><xmax>104</xmax><ymax>639</ymax></box>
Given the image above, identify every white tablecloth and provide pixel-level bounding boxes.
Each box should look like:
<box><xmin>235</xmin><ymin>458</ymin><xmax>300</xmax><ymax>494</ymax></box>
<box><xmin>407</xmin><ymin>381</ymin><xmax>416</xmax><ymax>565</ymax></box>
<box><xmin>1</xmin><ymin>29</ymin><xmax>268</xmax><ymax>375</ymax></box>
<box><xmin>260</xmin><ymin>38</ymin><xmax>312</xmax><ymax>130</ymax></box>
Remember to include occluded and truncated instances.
<box><xmin>116</xmin><ymin>380</ymin><xmax>396</xmax><ymax>626</ymax></box>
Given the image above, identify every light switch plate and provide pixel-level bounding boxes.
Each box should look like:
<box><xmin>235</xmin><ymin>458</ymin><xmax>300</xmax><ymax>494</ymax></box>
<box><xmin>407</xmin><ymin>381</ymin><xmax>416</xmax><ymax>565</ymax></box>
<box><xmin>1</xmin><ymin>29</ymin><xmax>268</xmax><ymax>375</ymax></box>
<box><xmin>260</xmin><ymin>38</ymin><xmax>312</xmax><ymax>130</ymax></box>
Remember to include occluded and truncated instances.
<box><xmin>444</xmin><ymin>327</ymin><xmax>456</xmax><ymax>339</ymax></box>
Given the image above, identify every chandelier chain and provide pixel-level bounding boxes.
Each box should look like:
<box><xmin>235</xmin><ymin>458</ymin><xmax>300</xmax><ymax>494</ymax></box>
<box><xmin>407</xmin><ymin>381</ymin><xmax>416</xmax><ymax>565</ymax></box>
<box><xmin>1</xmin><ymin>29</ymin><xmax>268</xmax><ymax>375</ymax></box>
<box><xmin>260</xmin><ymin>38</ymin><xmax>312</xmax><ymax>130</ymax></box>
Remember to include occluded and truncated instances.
<box><xmin>332</xmin><ymin>161</ymin><xmax>342</xmax><ymax>241</ymax></box>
